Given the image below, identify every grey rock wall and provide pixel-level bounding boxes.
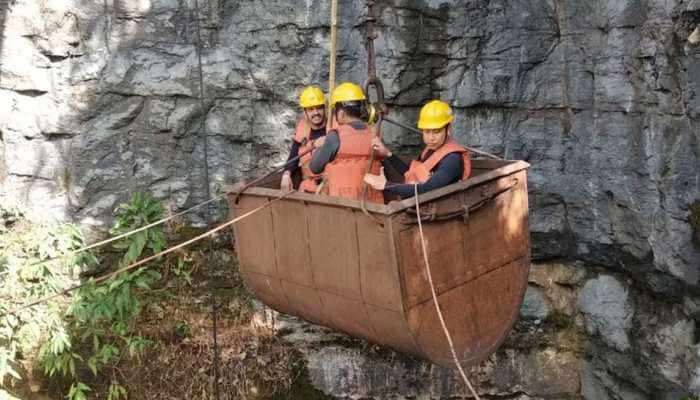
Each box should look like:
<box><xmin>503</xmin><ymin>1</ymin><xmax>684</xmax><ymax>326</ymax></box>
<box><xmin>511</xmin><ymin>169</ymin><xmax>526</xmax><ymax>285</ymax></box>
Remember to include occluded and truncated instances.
<box><xmin>263</xmin><ymin>262</ymin><xmax>698</xmax><ymax>399</ymax></box>
<box><xmin>1</xmin><ymin>0</ymin><xmax>699</xmax><ymax>398</ymax></box>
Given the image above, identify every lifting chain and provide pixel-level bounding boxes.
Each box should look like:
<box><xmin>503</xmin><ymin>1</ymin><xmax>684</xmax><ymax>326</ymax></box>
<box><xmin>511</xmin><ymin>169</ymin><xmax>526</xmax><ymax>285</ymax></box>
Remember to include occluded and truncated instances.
<box><xmin>364</xmin><ymin>0</ymin><xmax>387</xmax><ymax>119</ymax></box>
<box><xmin>360</xmin><ymin>0</ymin><xmax>387</xmax><ymax>226</ymax></box>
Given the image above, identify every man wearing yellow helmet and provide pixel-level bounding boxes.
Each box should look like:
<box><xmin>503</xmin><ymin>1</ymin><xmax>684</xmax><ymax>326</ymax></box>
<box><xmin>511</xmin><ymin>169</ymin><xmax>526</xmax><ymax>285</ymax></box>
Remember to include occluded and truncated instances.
<box><xmin>363</xmin><ymin>100</ymin><xmax>471</xmax><ymax>198</ymax></box>
<box><xmin>308</xmin><ymin>82</ymin><xmax>384</xmax><ymax>203</ymax></box>
<box><xmin>281</xmin><ymin>85</ymin><xmax>327</xmax><ymax>192</ymax></box>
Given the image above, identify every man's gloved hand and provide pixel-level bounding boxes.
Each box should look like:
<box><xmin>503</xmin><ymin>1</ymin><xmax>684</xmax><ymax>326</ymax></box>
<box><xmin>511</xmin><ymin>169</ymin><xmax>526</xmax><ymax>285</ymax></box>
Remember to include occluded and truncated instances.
<box><xmin>371</xmin><ymin>137</ymin><xmax>392</xmax><ymax>158</ymax></box>
<box><xmin>363</xmin><ymin>167</ymin><xmax>387</xmax><ymax>190</ymax></box>
<box><xmin>313</xmin><ymin>136</ymin><xmax>326</xmax><ymax>149</ymax></box>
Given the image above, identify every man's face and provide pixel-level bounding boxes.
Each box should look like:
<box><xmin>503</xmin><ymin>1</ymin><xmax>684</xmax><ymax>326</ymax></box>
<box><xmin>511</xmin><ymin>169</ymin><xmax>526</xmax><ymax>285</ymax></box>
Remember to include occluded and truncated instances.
<box><xmin>421</xmin><ymin>126</ymin><xmax>448</xmax><ymax>150</ymax></box>
<box><xmin>304</xmin><ymin>105</ymin><xmax>326</xmax><ymax>128</ymax></box>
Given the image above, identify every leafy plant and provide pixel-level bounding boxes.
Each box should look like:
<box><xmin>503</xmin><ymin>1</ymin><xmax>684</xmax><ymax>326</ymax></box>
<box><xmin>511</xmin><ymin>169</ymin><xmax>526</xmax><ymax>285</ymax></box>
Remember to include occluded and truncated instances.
<box><xmin>110</xmin><ymin>192</ymin><xmax>166</xmax><ymax>265</ymax></box>
<box><xmin>172</xmin><ymin>257</ymin><xmax>193</xmax><ymax>286</ymax></box>
<box><xmin>67</xmin><ymin>382</ymin><xmax>91</xmax><ymax>400</ymax></box>
<box><xmin>107</xmin><ymin>382</ymin><xmax>128</xmax><ymax>400</ymax></box>
<box><xmin>0</xmin><ymin>206</ymin><xmax>94</xmax><ymax>399</ymax></box>
<box><xmin>37</xmin><ymin>192</ymin><xmax>166</xmax><ymax>399</ymax></box>
<box><xmin>41</xmin><ymin>193</ymin><xmax>165</xmax><ymax>400</ymax></box>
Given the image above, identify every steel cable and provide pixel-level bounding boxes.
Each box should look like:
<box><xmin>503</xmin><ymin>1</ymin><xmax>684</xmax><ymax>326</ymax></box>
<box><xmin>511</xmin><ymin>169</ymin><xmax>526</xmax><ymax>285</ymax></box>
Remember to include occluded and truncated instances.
<box><xmin>23</xmin><ymin>146</ymin><xmax>314</xmax><ymax>271</ymax></box>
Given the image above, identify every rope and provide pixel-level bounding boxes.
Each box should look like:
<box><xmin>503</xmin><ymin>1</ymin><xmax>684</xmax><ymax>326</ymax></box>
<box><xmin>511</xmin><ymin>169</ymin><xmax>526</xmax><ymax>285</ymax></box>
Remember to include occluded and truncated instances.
<box><xmin>328</xmin><ymin>0</ymin><xmax>338</xmax><ymax>119</ymax></box>
<box><xmin>1</xmin><ymin>192</ymin><xmax>291</xmax><ymax>318</ymax></box>
<box><xmin>27</xmin><ymin>146</ymin><xmax>313</xmax><ymax>270</ymax></box>
<box><xmin>26</xmin><ymin>194</ymin><xmax>227</xmax><ymax>269</ymax></box>
<box><xmin>232</xmin><ymin>145</ymin><xmax>314</xmax><ymax>204</ymax></box>
<box><xmin>413</xmin><ymin>185</ymin><xmax>481</xmax><ymax>400</ymax></box>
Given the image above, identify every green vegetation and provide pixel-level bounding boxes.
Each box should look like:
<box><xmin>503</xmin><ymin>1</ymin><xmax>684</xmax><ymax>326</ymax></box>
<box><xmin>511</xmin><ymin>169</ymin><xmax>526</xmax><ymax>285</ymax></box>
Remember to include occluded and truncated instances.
<box><xmin>0</xmin><ymin>205</ymin><xmax>96</xmax><ymax>400</ymax></box>
<box><xmin>110</xmin><ymin>192</ymin><xmax>166</xmax><ymax>266</ymax></box>
<box><xmin>40</xmin><ymin>193</ymin><xmax>166</xmax><ymax>400</ymax></box>
<box><xmin>0</xmin><ymin>193</ymin><xmax>303</xmax><ymax>399</ymax></box>
<box><xmin>0</xmin><ymin>193</ymin><xmax>165</xmax><ymax>400</ymax></box>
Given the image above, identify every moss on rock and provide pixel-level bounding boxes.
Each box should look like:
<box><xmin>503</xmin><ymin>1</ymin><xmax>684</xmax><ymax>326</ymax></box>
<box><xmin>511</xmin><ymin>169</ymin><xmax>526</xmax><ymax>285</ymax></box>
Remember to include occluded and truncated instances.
<box><xmin>690</xmin><ymin>200</ymin><xmax>700</xmax><ymax>247</ymax></box>
<box><xmin>268</xmin><ymin>354</ymin><xmax>335</xmax><ymax>400</ymax></box>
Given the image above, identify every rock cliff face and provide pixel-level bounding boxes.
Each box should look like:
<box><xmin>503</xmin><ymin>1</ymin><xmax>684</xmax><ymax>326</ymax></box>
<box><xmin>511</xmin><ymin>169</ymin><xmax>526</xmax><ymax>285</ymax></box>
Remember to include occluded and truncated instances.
<box><xmin>1</xmin><ymin>0</ymin><xmax>699</xmax><ymax>398</ymax></box>
<box><xmin>268</xmin><ymin>261</ymin><xmax>696</xmax><ymax>399</ymax></box>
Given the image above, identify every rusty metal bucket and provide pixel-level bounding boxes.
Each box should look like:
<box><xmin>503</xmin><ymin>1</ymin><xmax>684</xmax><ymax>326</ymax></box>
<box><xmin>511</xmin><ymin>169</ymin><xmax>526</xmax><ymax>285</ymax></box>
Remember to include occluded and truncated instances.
<box><xmin>227</xmin><ymin>159</ymin><xmax>531</xmax><ymax>367</ymax></box>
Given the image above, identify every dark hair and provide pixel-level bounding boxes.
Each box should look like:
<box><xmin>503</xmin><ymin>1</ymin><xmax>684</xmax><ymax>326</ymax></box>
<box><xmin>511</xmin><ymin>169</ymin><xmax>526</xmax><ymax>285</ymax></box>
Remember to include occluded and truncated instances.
<box><xmin>335</xmin><ymin>101</ymin><xmax>367</xmax><ymax>120</ymax></box>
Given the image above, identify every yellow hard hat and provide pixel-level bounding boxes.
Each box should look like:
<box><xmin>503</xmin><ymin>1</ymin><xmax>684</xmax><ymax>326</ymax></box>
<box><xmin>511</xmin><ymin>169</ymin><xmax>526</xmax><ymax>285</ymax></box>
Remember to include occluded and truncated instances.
<box><xmin>299</xmin><ymin>85</ymin><xmax>325</xmax><ymax>108</ymax></box>
<box><xmin>417</xmin><ymin>100</ymin><xmax>454</xmax><ymax>130</ymax></box>
<box><xmin>330</xmin><ymin>82</ymin><xmax>366</xmax><ymax>106</ymax></box>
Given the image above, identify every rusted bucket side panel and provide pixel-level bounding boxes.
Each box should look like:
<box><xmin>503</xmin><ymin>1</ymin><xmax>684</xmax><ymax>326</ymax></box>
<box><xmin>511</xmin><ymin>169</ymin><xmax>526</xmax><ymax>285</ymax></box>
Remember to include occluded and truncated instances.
<box><xmin>271</xmin><ymin>200</ymin><xmax>314</xmax><ymax>287</ymax></box>
<box><xmin>243</xmin><ymin>272</ymin><xmax>295</xmax><ymax>316</ymax></box>
<box><xmin>296</xmin><ymin>202</ymin><xmax>415</xmax><ymax>349</ymax></box>
<box><xmin>305</xmin><ymin>205</ymin><xmax>388</xmax><ymax>342</ymax></box>
<box><xmin>365</xmin><ymin>304</ymin><xmax>420</xmax><ymax>355</ymax></box>
<box><xmin>356</xmin><ymin>213</ymin><xmax>418</xmax><ymax>352</ymax></box>
<box><xmin>400</xmin><ymin>171</ymin><xmax>531</xmax><ymax>367</ymax></box>
<box><xmin>464</xmin><ymin>173</ymin><xmax>529</xmax><ymax>280</ymax></box>
<box><xmin>278</xmin><ymin>280</ymin><xmax>330</xmax><ymax>327</ymax></box>
<box><xmin>407</xmin><ymin>256</ymin><xmax>530</xmax><ymax>367</ymax></box>
<box><xmin>232</xmin><ymin>196</ymin><xmax>292</xmax><ymax>314</ymax></box>
<box><xmin>317</xmin><ymin>290</ymin><xmax>378</xmax><ymax>340</ymax></box>
<box><xmin>398</xmin><ymin>220</ymin><xmax>467</xmax><ymax>308</ymax></box>
<box><xmin>233</xmin><ymin>196</ymin><xmax>415</xmax><ymax>349</ymax></box>
<box><xmin>268</xmin><ymin>200</ymin><xmax>331</xmax><ymax>326</ymax></box>
<box><xmin>399</xmin><ymin>173</ymin><xmax>529</xmax><ymax>308</ymax></box>
<box><xmin>307</xmin><ymin>205</ymin><xmax>362</xmax><ymax>299</ymax></box>
<box><xmin>234</xmin><ymin>196</ymin><xmax>277</xmax><ymax>276</ymax></box>
<box><xmin>356</xmin><ymin>214</ymin><xmax>404</xmax><ymax>312</ymax></box>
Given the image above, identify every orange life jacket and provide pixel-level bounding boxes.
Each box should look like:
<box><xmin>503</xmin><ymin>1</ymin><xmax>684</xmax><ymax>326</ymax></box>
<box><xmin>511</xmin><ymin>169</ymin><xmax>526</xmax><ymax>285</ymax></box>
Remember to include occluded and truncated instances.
<box><xmin>404</xmin><ymin>139</ymin><xmax>471</xmax><ymax>185</ymax></box>
<box><xmin>323</xmin><ymin>122</ymin><xmax>384</xmax><ymax>203</ymax></box>
<box><xmin>293</xmin><ymin>118</ymin><xmax>322</xmax><ymax>193</ymax></box>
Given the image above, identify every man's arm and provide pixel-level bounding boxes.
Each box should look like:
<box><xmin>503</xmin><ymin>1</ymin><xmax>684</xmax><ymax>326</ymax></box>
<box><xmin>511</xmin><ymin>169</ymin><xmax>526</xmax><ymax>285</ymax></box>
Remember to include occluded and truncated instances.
<box><xmin>384</xmin><ymin>152</ymin><xmax>463</xmax><ymax>198</ymax></box>
<box><xmin>309</xmin><ymin>130</ymin><xmax>340</xmax><ymax>174</ymax></box>
<box><xmin>382</xmin><ymin>154</ymin><xmax>409</xmax><ymax>176</ymax></box>
<box><xmin>284</xmin><ymin>140</ymin><xmax>302</xmax><ymax>173</ymax></box>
